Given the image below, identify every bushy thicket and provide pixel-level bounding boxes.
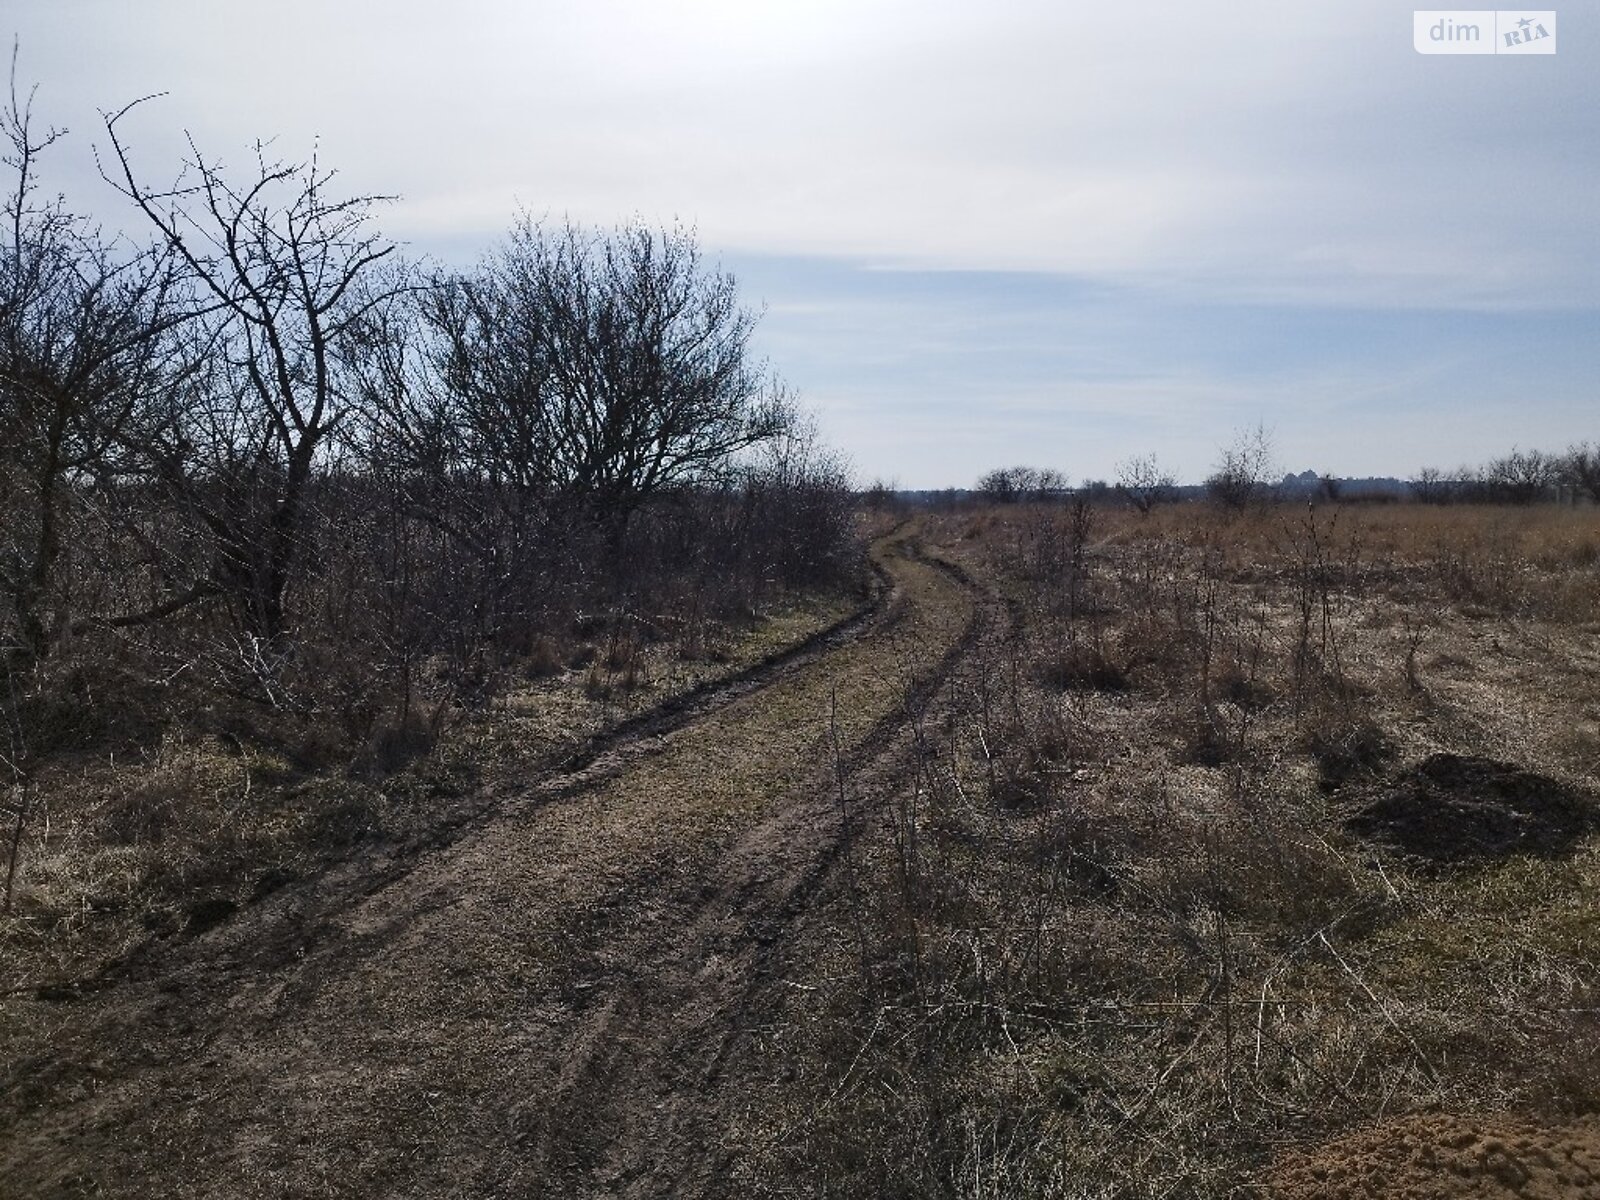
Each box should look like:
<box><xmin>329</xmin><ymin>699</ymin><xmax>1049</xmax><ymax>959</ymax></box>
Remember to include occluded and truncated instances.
<box><xmin>0</xmin><ymin>76</ymin><xmax>860</xmax><ymax>884</ymax></box>
<box><xmin>1412</xmin><ymin>445</ymin><xmax>1600</xmax><ymax>505</ymax></box>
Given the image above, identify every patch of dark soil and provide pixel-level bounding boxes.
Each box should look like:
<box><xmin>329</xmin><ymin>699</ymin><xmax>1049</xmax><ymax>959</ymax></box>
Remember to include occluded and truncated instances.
<box><xmin>1179</xmin><ymin>713</ymin><xmax>1238</xmax><ymax>768</ymax></box>
<box><xmin>184</xmin><ymin>897</ymin><xmax>239</xmax><ymax>932</ymax></box>
<box><xmin>249</xmin><ymin>866</ymin><xmax>299</xmax><ymax>901</ymax></box>
<box><xmin>1309</xmin><ymin>720</ymin><xmax>1395</xmax><ymax>792</ymax></box>
<box><xmin>1215</xmin><ymin>667</ymin><xmax>1274</xmax><ymax>710</ymax></box>
<box><xmin>141</xmin><ymin>907</ymin><xmax>180</xmax><ymax>937</ymax></box>
<box><xmin>33</xmin><ymin>981</ymin><xmax>96</xmax><ymax>1003</ymax></box>
<box><xmin>1037</xmin><ymin>645</ymin><xmax>1127</xmax><ymax>693</ymax></box>
<box><xmin>1348</xmin><ymin>753</ymin><xmax>1599</xmax><ymax>863</ymax></box>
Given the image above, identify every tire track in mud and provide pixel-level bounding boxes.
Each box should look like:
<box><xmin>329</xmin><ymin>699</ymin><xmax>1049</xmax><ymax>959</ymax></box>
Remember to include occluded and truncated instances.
<box><xmin>7</xmin><ymin>549</ymin><xmax>894</xmax><ymax>1009</ymax></box>
<box><xmin>0</xmin><ymin>524</ymin><xmax>984</xmax><ymax>1200</ymax></box>
<box><xmin>531</xmin><ymin>539</ymin><xmax>993</xmax><ymax>1198</ymax></box>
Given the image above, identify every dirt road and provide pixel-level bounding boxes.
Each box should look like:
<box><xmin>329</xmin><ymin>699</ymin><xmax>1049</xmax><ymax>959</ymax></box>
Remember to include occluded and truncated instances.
<box><xmin>0</xmin><ymin>525</ymin><xmax>979</xmax><ymax>1199</ymax></box>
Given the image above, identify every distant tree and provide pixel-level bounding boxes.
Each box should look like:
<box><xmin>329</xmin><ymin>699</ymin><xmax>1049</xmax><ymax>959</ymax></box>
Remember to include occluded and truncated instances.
<box><xmin>1033</xmin><ymin>467</ymin><xmax>1069</xmax><ymax>499</ymax></box>
<box><xmin>1205</xmin><ymin>423</ymin><xmax>1276</xmax><ymax>509</ymax></box>
<box><xmin>976</xmin><ymin>468</ymin><xmax>1018</xmax><ymax>503</ymax></box>
<box><xmin>1481</xmin><ymin>447</ymin><xmax>1557</xmax><ymax>505</ymax></box>
<box><xmin>1563</xmin><ymin>443</ymin><xmax>1600</xmax><ymax>503</ymax></box>
<box><xmin>861</xmin><ymin>479</ymin><xmax>897</xmax><ymax>510</ymax></box>
<box><xmin>1318</xmin><ymin>473</ymin><xmax>1342</xmax><ymax>502</ymax></box>
<box><xmin>1115</xmin><ymin>453</ymin><xmax>1177</xmax><ymax>514</ymax></box>
<box><xmin>1454</xmin><ymin>464</ymin><xmax>1490</xmax><ymax>504</ymax></box>
<box><xmin>1411</xmin><ymin>466</ymin><xmax>1448</xmax><ymax>504</ymax></box>
<box><xmin>976</xmin><ymin>465</ymin><xmax>1067</xmax><ymax>504</ymax></box>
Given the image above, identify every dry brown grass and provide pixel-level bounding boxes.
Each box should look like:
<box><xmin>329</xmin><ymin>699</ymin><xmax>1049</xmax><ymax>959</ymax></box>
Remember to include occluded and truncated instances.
<box><xmin>1114</xmin><ymin>501</ymin><xmax>1600</xmax><ymax>624</ymax></box>
<box><xmin>0</xmin><ymin>520</ymin><xmax>968</xmax><ymax>1200</ymax></box>
<box><xmin>0</xmin><ymin>585</ymin><xmax>863</xmax><ymax>999</ymax></box>
<box><xmin>732</xmin><ymin>499</ymin><xmax>1600</xmax><ymax>1198</ymax></box>
<box><xmin>6</xmin><ymin>500</ymin><xmax>1596</xmax><ymax>1196</ymax></box>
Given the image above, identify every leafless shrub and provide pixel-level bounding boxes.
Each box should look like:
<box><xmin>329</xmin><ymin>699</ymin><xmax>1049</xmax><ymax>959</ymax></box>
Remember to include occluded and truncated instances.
<box><xmin>1115</xmin><ymin>452</ymin><xmax>1178</xmax><ymax>514</ymax></box>
<box><xmin>1205</xmin><ymin>422</ymin><xmax>1276</xmax><ymax>510</ymax></box>
<box><xmin>1563</xmin><ymin>442</ymin><xmax>1600</xmax><ymax>502</ymax></box>
<box><xmin>0</xmin><ymin>64</ymin><xmax>867</xmax><ymax>981</ymax></box>
<box><xmin>975</xmin><ymin>465</ymin><xmax>1068</xmax><ymax>504</ymax></box>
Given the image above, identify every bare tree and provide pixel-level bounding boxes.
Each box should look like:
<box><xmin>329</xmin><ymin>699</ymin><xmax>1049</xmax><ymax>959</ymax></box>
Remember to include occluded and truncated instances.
<box><xmin>0</xmin><ymin>58</ymin><xmax>186</xmax><ymax>669</ymax></box>
<box><xmin>976</xmin><ymin>467</ymin><xmax>1021</xmax><ymax>504</ymax></box>
<box><xmin>341</xmin><ymin>267</ymin><xmax>556</xmax><ymax>688</ymax></box>
<box><xmin>436</xmin><ymin>218</ymin><xmax>792</xmax><ymax>537</ymax></box>
<box><xmin>1411</xmin><ymin>466</ymin><xmax>1449</xmax><ymax>504</ymax></box>
<box><xmin>103</xmin><ymin>102</ymin><xmax>402</xmax><ymax>641</ymax></box>
<box><xmin>1035</xmin><ymin>467</ymin><xmax>1070</xmax><ymax>499</ymax></box>
<box><xmin>1115</xmin><ymin>453</ymin><xmax>1178</xmax><ymax>514</ymax></box>
<box><xmin>1480</xmin><ymin>447</ymin><xmax>1556</xmax><ymax>505</ymax></box>
<box><xmin>1563</xmin><ymin>443</ymin><xmax>1600</xmax><ymax>503</ymax></box>
<box><xmin>861</xmin><ymin>478</ymin><xmax>898</xmax><ymax>511</ymax></box>
<box><xmin>1205</xmin><ymin>423</ymin><xmax>1276</xmax><ymax>510</ymax></box>
<box><xmin>976</xmin><ymin>465</ymin><xmax>1067</xmax><ymax>504</ymax></box>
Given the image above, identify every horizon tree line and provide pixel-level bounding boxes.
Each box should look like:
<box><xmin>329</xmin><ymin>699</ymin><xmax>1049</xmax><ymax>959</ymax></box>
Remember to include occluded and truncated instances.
<box><xmin>962</xmin><ymin>429</ymin><xmax>1598</xmax><ymax>512</ymax></box>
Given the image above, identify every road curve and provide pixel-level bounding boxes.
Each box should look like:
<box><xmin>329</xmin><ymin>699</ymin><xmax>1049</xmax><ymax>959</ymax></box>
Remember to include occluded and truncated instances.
<box><xmin>0</xmin><ymin>523</ymin><xmax>979</xmax><ymax>1200</ymax></box>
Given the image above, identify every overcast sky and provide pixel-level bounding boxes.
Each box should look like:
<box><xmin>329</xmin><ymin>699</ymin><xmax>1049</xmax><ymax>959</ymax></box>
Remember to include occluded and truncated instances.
<box><xmin>8</xmin><ymin>1</ymin><xmax>1596</xmax><ymax>486</ymax></box>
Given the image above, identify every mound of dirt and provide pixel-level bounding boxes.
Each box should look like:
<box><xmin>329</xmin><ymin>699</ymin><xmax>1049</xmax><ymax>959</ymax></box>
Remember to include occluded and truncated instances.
<box><xmin>1267</xmin><ymin>1113</ymin><xmax>1600</xmax><ymax>1199</ymax></box>
<box><xmin>1347</xmin><ymin>754</ymin><xmax>1599</xmax><ymax>864</ymax></box>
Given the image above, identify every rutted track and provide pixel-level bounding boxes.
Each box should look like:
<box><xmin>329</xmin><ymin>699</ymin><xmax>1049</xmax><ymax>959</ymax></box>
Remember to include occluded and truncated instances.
<box><xmin>4</xmin><ymin>554</ymin><xmax>893</xmax><ymax>1010</ymax></box>
<box><xmin>0</xmin><ymin>523</ymin><xmax>984</xmax><ymax>1200</ymax></box>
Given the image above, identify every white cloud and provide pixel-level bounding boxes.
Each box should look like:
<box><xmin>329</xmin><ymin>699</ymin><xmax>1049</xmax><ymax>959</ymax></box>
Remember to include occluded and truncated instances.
<box><xmin>8</xmin><ymin>0</ymin><xmax>1594</xmax><ymax>486</ymax></box>
<box><xmin>10</xmin><ymin>0</ymin><xmax>1594</xmax><ymax>309</ymax></box>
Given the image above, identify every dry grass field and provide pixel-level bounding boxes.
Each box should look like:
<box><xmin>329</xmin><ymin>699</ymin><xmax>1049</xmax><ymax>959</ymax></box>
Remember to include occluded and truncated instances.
<box><xmin>0</xmin><ymin>579</ymin><xmax>868</xmax><ymax>1006</ymax></box>
<box><xmin>3</xmin><ymin>500</ymin><xmax>1598</xmax><ymax>1198</ymax></box>
<box><xmin>5</xmin><ymin>23</ymin><xmax>1593</xmax><ymax>1197</ymax></box>
<box><xmin>730</xmin><ymin>500</ymin><xmax>1600</xmax><ymax>1197</ymax></box>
